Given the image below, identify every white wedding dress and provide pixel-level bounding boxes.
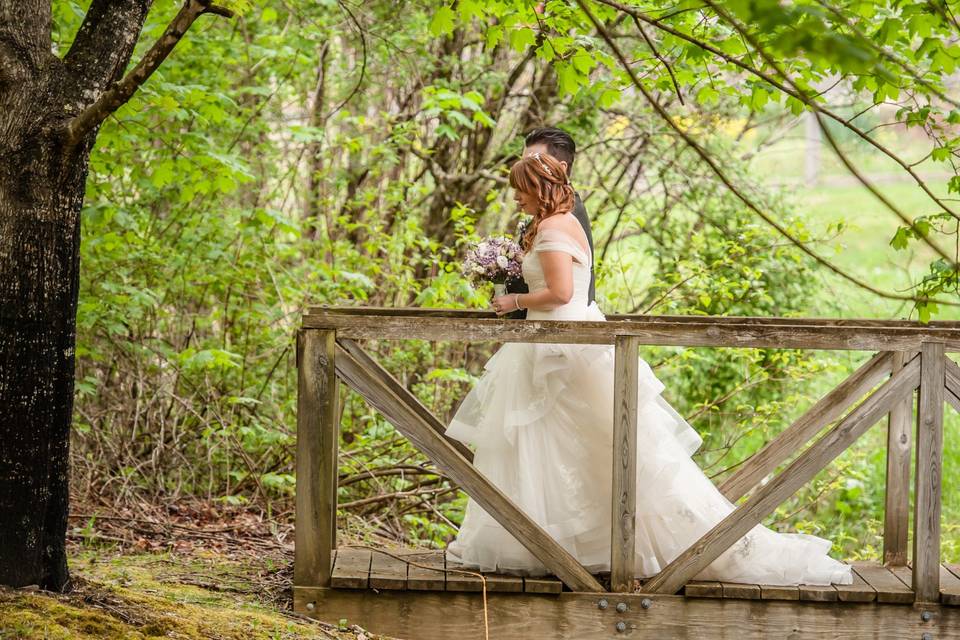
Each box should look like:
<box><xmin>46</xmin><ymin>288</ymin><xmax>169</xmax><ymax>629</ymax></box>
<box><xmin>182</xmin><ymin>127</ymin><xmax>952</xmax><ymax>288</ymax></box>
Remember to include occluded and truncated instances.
<box><xmin>444</xmin><ymin>220</ymin><xmax>852</xmax><ymax>586</ymax></box>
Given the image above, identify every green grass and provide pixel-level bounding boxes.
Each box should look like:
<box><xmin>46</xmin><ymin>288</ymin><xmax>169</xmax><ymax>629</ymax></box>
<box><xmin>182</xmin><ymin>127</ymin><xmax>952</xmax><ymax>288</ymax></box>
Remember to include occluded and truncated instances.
<box><xmin>783</xmin><ymin>180</ymin><xmax>958</xmax><ymax>320</ymax></box>
<box><xmin>0</xmin><ymin>549</ymin><xmax>391</xmax><ymax>640</ymax></box>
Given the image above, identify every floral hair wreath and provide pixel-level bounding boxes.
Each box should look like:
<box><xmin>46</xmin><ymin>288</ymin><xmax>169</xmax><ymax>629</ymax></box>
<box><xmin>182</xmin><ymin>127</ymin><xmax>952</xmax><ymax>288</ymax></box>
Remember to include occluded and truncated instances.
<box><xmin>531</xmin><ymin>151</ymin><xmax>571</xmax><ymax>185</ymax></box>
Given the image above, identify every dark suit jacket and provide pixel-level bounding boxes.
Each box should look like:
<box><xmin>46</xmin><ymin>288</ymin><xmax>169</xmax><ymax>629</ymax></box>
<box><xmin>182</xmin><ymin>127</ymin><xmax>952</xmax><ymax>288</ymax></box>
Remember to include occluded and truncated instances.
<box><xmin>505</xmin><ymin>192</ymin><xmax>595</xmax><ymax>319</ymax></box>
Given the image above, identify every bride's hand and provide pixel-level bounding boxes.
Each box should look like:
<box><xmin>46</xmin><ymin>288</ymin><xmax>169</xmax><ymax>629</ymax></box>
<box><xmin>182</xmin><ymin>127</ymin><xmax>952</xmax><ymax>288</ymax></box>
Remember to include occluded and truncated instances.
<box><xmin>492</xmin><ymin>294</ymin><xmax>518</xmax><ymax>316</ymax></box>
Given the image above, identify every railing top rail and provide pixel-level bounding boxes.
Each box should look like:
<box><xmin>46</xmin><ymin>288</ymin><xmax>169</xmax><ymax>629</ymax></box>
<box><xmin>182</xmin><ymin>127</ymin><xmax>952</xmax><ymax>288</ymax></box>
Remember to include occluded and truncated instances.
<box><xmin>303</xmin><ymin>306</ymin><xmax>960</xmax><ymax>351</ymax></box>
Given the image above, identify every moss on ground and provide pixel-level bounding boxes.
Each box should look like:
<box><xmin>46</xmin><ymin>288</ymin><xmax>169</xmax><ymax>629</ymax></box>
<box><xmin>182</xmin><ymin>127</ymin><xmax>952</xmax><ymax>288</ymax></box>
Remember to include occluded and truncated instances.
<box><xmin>0</xmin><ymin>550</ymin><xmax>394</xmax><ymax>640</ymax></box>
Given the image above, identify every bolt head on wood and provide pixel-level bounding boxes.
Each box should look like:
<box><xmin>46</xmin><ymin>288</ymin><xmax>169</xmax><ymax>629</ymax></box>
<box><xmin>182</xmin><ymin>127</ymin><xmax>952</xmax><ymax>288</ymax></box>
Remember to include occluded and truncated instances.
<box><xmin>641</xmin><ymin>597</ymin><xmax>652</xmax><ymax>609</ymax></box>
<box><xmin>616</xmin><ymin>602</ymin><xmax>627</xmax><ymax>613</ymax></box>
<box><xmin>921</xmin><ymin>611</ymin><xmax>933</xmax><ymax>622</ymax></box>
<box><xmin>615</xmin><ymin>621</ymin><xmax>627</xmax><ymax>633</ymax></box>
<box><xmin>306</xmin><ymin>602</ymin><xmax>316</xmax><ymax>611</ymax></box>
<box><xmin>597</xmin><ymin>598</ymin><xmax>608</xmax><ymax>609</ymax></box>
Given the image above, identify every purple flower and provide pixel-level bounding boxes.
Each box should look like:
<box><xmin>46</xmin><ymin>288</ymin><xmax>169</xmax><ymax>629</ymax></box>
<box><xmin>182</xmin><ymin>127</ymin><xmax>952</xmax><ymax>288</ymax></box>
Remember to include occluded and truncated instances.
<box><xmin>461</xmin><ymin>235</ymin><xmax>524</xmax><ymax>286</ymax></box>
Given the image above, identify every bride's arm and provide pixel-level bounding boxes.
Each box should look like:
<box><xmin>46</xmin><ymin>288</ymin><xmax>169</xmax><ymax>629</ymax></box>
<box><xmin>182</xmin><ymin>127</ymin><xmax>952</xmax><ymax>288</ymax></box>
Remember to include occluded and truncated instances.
<box><xmin>493</xmin><ymin>250</ymin><xmax>572</xmax><ymax>315</ymax></box>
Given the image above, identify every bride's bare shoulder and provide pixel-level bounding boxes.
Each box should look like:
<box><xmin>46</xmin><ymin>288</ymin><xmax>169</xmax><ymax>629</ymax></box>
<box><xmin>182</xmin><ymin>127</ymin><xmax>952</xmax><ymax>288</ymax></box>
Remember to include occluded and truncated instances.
<box><xmin>538</xmin><ymin>212</ymin><xmax>579</xmax><ymax>233</ymax></box>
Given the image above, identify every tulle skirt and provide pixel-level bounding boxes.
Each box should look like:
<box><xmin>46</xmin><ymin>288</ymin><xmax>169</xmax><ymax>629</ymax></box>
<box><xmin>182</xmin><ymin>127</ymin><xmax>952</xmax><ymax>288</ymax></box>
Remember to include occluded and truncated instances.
<box><xmin>444</xmin><ymin>303</ymin><xmax>852</xmax><ymax>586</ymax></box>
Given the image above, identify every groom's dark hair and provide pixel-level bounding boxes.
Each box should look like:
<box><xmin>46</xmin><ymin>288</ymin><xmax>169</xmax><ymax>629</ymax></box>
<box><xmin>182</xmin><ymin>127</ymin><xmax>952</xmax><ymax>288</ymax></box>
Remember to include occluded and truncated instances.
<box><xmin>524</xmin><ymin>127</ymin><xmax>576</xmax><ymax>174</ymax></box>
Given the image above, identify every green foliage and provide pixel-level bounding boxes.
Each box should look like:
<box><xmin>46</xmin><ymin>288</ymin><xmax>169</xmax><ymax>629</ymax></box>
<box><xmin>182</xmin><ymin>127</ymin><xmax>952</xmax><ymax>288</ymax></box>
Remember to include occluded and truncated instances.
<box><xmin>57</xmin><ymin>0</ymin><xmax>960</xmax><ymax>558</ymax></box>
<box><xmin>437</xmin><ymin>0</ymin><xmax>960</xmax><ymax>318</ymax></box>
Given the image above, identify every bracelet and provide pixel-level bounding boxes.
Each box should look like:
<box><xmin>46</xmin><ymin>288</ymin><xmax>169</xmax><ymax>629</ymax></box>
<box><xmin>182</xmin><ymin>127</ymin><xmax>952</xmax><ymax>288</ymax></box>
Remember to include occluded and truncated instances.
<box><xmin>513</xmin><ymin>294</ymin><xmax>522</xmax><ymax>311</ymax></box>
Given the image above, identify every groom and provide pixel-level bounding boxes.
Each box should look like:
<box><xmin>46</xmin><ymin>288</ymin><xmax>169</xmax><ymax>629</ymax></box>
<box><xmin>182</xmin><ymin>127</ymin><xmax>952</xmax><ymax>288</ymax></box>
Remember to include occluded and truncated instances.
<box><xmin>505</xmin><ymin>127</ymin><xmax>596</xmax><ymax>319</ymax></box>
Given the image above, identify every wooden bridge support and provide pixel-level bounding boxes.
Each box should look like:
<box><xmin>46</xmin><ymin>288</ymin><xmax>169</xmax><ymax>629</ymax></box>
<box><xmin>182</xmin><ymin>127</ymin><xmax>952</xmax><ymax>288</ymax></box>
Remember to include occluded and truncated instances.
<box><xmin>884</xmin><ymin>351</ymin><xmax>913</xmax><ymax>566</ymax></box>
<box><xmin>294</xmin><ymin>307</ymin><xmax>960</xmax><ymax>620</ymax></box>
<box><xmin>333</xmin><ymin>338</ymin><xmax>603</xmax><ymax>592</ymax></box>
<box><xmin>611</xmin><ymin>335</ymin><xmax>641</xmax><ymax>592</ymax></box>
<box><xmin>914</xmin><ymin>342</ymin><xmax>945</xmax><ymax>602</ymax></box>
<box><xmin>296</xmin><ymin>587</ymin><xmax>960</xmax><ymax>640</ymax></box>
<box><xmin>295</xmin><ymin>329</ymin><xmax>339</xmax><ymax>588</ymax></box>
<box><xmin>719</xmin><ymin>351</ymin><xmax>893</xmax><ymax>501</ymax></box>
<box><xmin>644</xmin><ymin>355</ymin><xmax>921</xmax><ymax>595</ymax></box>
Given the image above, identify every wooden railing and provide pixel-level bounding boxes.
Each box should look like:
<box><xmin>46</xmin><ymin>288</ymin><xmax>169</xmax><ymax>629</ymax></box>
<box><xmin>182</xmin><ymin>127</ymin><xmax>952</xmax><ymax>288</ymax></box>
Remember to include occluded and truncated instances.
<box><xmin>296</xmin><ymin>306</ymin><xmax>960</xmax><ymax>602</ymax></box>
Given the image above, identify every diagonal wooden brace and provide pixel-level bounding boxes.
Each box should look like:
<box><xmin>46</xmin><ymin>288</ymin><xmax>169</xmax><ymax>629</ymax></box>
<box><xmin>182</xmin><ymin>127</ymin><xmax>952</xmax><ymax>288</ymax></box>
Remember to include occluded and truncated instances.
<box><xmin>720</xmin><ymin>351</ymin><xmax>893</xmax><ymax>501</ymax></box>
<box><xmin>644</xmin><ymin>354</ymin><xmax>921</xmax><ymax>595</ymax></box>
<box><xmin>943</xmin><ymin>354</ymin><xmax>960</xmax><ymax>414</ymax></box>
<box><xmin>337</xmin><ymin>339</ymin><xmax>474</xmax><ymax>462</ymax></box>
<box><xmin>333</xmin><ymin>340</ymin><xmax>604</xmax><ymax>592</ymax></box>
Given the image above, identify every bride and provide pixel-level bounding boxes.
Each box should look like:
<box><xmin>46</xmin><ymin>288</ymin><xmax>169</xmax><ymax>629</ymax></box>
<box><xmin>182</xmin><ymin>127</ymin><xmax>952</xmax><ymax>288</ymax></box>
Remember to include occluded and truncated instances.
<box><xmin>443</xmin><ymin>152</ymin><xmax>852</xmax><ymax>587</ymax></box>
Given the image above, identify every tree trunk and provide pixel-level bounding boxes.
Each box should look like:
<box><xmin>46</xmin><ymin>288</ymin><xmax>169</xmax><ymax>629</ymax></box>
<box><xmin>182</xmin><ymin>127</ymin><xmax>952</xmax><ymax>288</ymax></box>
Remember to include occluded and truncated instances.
<box><xmin>0</xmin><ymin>70</ymin><xmax>94</xmax><ymax>592</ymax></box>
<box><xmin>0</xmin><ymin>0</ymin><xmax>157</xmax><ymax>590</ymax></box>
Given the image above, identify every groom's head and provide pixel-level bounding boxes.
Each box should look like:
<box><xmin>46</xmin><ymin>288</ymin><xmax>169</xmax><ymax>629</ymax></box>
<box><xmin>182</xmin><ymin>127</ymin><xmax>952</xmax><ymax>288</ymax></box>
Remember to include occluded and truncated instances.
<box><xmin>524</xmin><ymin>127</ymin><xmax>576</xmax><ymax>178</ymax></box>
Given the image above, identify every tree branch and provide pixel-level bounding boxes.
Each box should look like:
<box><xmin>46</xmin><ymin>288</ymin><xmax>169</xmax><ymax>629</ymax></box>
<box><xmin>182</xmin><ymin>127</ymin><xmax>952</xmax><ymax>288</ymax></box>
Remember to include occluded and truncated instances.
<box><xmin>592</xmin><ymin>0</ymin><xmax>960</xmax><ymax>226</ymax></box>
<box><xmin>631</xmin><ymin>13</ymin><xmax>683</xmax><ymax>106</ymax></box>
<box><xmin>575</xmin><ymin>0</ymin><xmax>960</xmax><ymax>308</ymax></box>
<box><xmin>62</xmin><ymin>0</ymin><xmax>152</xmax><ymax>98</ymax></box>
<box><xmin>699</xmin><ymin>0</ymin><xmax>960</xmax><ymax>261</ymax></box>
<box><xmin>62</xmin><ymin>0</ymin><xmax>233</xmax><ymax>146</ymax></box>
<box><xmin>808</xmin><ymin>0</ymin><xmax>960</xmax><ymax>109</ymax></box>
<box><xmin>815</xmin><ymin>108</ymin><xmax>956</xmax><ymax>264</ymax></box>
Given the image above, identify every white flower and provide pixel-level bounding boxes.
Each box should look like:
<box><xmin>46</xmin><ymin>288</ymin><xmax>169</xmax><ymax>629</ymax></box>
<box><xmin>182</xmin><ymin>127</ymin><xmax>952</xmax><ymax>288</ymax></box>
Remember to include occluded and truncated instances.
<box><xmin>496</xmin><ymin>255</ymin><xmax>509</xmax><ymax>269</ymax></box>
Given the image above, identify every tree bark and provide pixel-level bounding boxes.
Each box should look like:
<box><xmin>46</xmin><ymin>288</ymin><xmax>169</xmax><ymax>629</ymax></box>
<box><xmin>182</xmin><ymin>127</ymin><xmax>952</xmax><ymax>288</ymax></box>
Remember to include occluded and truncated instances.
<box><xmin>0</xmin><ymin>44</ymin><xmax>99</xmax><ymax>592</ymax></box>
<box><xmin>0</xmin><ymin>0</ymin><xmax>226</xmax><ymax>590</ymax></box>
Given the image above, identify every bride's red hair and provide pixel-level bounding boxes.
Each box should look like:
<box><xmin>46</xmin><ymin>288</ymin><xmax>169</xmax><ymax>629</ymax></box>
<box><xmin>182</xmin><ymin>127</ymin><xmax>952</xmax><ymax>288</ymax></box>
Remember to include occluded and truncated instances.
<box><xmin>509</xmin><ymin>153</ymin><xmax>575</xmax><ymax>251</ymax></box>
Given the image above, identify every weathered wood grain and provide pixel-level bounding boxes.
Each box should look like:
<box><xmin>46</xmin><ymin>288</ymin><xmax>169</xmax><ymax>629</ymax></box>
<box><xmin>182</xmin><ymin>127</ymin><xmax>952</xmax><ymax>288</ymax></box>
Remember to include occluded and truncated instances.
<box><xmin>294</xmin><ymin>329</ymin><xmax>338</xmax><ymax>588</ymax></box>
<box><xmin>721</xmin><ymin>582</ymin><xmax>761</xmax><ymax>599</ymax></box>
<box><xmin>834</xmin><ymin>567</ymin><xmax>876</xmax><ymax>603</ymax></box>
<box><xmin>914</xmin><ymin>342</ymin><xmax>945</xmax><ymax>603</ymax></box>
<box><xmin>403</xmin><ymin>550</ymin><xmax>446</xmax><ymax>591</ymax></box>
<box><xmin>481</xmin><ymin>572</ymin><xmax>524</xmax><ymax>593</ymax></box>
<box><xmin>337</xmin><ymin>338</ymin><xmax>474</xmax><ymax>462</ymax></box>
<box><xmin>944</xmin><ymin>356</ymin><xmax>960</xmax><ymax>413</ymax></box>
<box><xmin>303</xmin><ymin>307</ymin><xmax>960</xmax><ymax>351</ymax></box>
<box><xmin>332</xmin><ymin>344</ymin><xmax>603</xmax><ymax>592</ymax></box>
<box><xmin>720</xmin><ymin>351</ymin><xmax>894</xmax><ymax>501</ymax></box>
<box><xmin>610</xmin><ymin>335</ymin><xmax>640</xmax><ymax>593</ymax></box>
<box><xmin>683</xmin><ymin>581</ymin><xmax>723</xmax><ymax>598</ymax></box>
<box><xmin>445</xmin><ymin>560</ymin><xmax>486</xmax><ymax>592</ymax></box>
<box><xmin>294</xmin><ymin>587</ymin><xmax>960</xmax><ymax>639</ymax></box>
<box><xmin>523</xmin><ymin>576</ymin><xmax>563</xmax><ymax>594</ymax></box>
<box><xmin>644</xmin><ymin>358</ymin><xmax>920</xmax><ymax>595</ymax></box>
<box><xmin>758</xmin><ymin>584</ymin><xmax>799</xmax><ymax>600</ymax></box>
<box><xmin>307</xmin><ymin>305</ymin><xmax>960</xmax><ymax>329</ymax></box>
<box><xmin>888</xmin><ymin>564</ymin><xmax>913</xmax><ymax>591</ymax></box>
<box><xmin>944</xmin><ymin>355</ymin><xmax>960</xmax><ymax>394</ymax></box>
<box><xmin>369</xmin><ymin>550</ymin><xmax>408</xmax><ymax>590</ymax></box>
<box><xmin>947</xmin><ymin>386</ymin><xmax>960</xmax><ymax>414</ymax></box>
<box><xmin>942</xmin><ymin>565</ymin><xmax>960</xmax><ymax>606</ymax></box>
<box><xmin>798</xmin><ymin>584</ymin><xmax>838</xmax><ymax>602</ymax></box>
<box><xmin>852</xmin><ymin>562</ymin><xmax>913</xmax><ymax>604</ymax></box>
<box><xmin>330</xmin><ymin>548</ymin><xmax>372</xmax><ymax>589</ymax></box>
<box><xmin>883</xmin><ymin>351</ymin><xmax>914</xmax><ymax>566</ymax></box>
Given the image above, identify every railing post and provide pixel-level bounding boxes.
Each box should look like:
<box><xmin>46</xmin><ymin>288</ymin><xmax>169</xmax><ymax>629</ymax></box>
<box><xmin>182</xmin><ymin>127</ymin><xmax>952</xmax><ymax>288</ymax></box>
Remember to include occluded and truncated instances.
<box><xmin>295</xmin><ymin>329</ymin><xmax>339</xmax><ymax>588</ymax></box>
<box><xmin>912</xmin><ymin>341</ymin><xmax>944</xmax><ymax>602</ymax></box>
<box><xmin>883</xmin><ymin>351</ymin><xmax>912</xmax><ymax>566</ymax></box>
<box><xmin>611</xmin><ymin>335</ymin><xmax>640</xmax><ymax>592</ymax></box>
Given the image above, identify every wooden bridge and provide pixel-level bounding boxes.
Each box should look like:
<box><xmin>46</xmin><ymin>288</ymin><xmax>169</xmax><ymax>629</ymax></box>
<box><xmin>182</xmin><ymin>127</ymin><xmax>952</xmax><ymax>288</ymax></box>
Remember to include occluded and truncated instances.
<box><xmin>294</xmin><ymin>306</ymin><xmax>960</xmax><ymax>639</ymax></box>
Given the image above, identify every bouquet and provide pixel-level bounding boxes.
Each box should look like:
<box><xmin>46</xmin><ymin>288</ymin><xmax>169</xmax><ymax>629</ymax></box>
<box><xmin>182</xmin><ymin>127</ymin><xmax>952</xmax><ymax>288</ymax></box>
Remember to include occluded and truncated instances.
<box><xmin>461</xmin><ymin>235</ymin><xmax>524</xmax><ymax>298</ymax></box>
